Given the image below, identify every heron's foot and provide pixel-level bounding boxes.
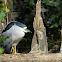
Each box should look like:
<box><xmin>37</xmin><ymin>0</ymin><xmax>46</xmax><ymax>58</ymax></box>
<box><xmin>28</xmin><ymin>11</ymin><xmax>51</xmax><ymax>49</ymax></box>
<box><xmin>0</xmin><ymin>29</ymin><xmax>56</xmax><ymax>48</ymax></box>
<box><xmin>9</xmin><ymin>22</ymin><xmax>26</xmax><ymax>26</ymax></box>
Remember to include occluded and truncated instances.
<box><xmin>11</xmin><ymin>46</ymin><xmax>20</xmax><ymax>55</ymax></box>
<box><xmin>14</xmin><ymin>52</ymin><xmax>20</xmax><ymax>54</ymax></box>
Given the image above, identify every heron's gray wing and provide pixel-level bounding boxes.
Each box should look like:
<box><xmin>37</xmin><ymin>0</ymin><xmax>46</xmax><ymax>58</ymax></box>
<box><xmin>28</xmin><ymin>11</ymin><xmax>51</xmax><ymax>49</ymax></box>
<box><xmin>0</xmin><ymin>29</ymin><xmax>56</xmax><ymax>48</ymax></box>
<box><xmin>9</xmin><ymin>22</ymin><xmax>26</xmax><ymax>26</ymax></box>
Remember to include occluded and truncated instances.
<box><xmin>2</xmin><ymin>37</ymin><xmax>12</xmax><ymax>53</ymax></box>
<box><xmin>2</xmin><ymin>28</ymin><xmax>13</xmax><ymax>53</ymax></box>
<box><xmin>2</xmin><ymin>21</ymin><xmax>14</xmax><ymax>33</ymax></box>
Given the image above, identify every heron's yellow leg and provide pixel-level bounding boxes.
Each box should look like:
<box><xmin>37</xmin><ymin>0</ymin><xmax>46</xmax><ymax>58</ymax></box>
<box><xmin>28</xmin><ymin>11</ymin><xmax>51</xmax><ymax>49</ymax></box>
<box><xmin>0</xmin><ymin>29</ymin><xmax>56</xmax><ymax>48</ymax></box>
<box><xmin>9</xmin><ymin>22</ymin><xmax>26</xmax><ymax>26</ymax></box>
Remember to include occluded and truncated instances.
<box><xmin>11</xmin><ymin>46</ymin><xmax>20</xmax><ymax>54</ymax></box>
<box><xmin>11</xmin><ymin>46</ymin><xmax>15</xmax><ymax>54</ymax></box>
<box><xmin>14</xmin><ymin>45</ymin><xmax>17</xmax><ymax>54</ymax></box>
<box><xmin>14</xmin><ymin>45</ymin><xmax>20</xmax><ymax>55</ymax></box>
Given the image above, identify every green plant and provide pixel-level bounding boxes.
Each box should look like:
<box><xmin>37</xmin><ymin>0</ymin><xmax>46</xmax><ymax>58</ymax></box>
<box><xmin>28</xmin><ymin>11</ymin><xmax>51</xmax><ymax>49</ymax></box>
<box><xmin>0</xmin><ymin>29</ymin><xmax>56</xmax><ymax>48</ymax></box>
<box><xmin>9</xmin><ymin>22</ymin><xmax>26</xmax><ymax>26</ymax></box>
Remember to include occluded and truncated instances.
<box><xmin>0</xmin><ymin>37</ymin><xmax>4</xmax><ymax>54</ymax></box>
<box><xmin>0</xmin><ymin>0</ymin><xmax>10</xmax><ymax>54</ymax></box>
<box><xmin>0</xmin><ymin>12</ymin><xmax>5</xmax><ymax>21</ymax></box>
<box><xmin>49</xmin><ymin>23</ymin><xmax>58</xmax><ymax>28</ymax></box>
<box><xmin>0</xmin><ymin>0</ymin><xmax>10</xmax><ymax>12</ymax></box>
<box><xmin>0</xmin><ymin>57</ymin><xmax>2</xmax><ymax>61</ymax></box>
<box><xmin>41</xmin><ymin>0</ymin><xmax>62</xmax><ymax>28</ymax></box>
<box><xmin>41</xmin><ymin>0</ymin><xmax>60</xmax><ymax>7</ymax></box>
<box><xmin>0</xmin><ymin>47</ymin><xmax>4</xmax><ymax>54</ymax></box>
<box><xmin>0</xmin><ymin>0</ymin><xmax>10</xmax><ymax>21</ymax></box>
<box><xmin>24</xmin><ymin>0</ymin><xmax>35</xmax><ymax>5</ymax></box>
<box><xmin>0</xmin><ymin>37</ymin><xmax>3</xmax><ymax>44</ymax></box>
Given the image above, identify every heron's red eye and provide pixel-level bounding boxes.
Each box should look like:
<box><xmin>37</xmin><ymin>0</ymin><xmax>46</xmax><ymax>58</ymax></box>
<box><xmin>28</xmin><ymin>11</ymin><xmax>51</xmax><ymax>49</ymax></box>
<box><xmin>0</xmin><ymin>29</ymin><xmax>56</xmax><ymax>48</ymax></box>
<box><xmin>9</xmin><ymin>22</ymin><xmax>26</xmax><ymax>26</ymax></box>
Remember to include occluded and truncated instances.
<box><xmin>21</xmin><ymin>27</ymin><xmax>23</xmax><ymax>28</ymax></box>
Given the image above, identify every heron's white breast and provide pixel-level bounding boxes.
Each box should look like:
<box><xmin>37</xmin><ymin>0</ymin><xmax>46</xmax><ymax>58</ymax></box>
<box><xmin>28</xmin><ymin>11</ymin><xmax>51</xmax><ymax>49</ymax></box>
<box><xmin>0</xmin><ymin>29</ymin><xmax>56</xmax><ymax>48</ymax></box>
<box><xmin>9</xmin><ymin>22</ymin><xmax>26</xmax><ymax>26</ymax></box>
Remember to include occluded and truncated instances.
<box><xmin>12</xmin><ymin>25</ymin><xmax>25</xmax><ymax>40</ymax></box>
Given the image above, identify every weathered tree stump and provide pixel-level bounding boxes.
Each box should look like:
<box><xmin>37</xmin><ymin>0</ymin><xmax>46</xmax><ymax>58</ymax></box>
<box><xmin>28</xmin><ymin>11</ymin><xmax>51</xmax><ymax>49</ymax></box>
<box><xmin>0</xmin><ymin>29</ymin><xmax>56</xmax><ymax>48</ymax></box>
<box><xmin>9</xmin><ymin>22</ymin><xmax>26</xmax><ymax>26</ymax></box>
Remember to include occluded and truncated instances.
<box><xmin>30</xmin><ymin>0</ymin><xmax>48</xmax><ymax>53</ymax></box>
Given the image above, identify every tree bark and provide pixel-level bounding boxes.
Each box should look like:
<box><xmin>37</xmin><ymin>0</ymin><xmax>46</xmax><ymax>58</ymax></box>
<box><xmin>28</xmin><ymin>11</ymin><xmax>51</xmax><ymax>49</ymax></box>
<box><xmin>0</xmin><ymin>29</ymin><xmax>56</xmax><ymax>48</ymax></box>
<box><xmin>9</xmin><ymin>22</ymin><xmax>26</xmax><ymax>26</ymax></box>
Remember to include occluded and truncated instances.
<box><xmin>0</xmin><ymin>21</ymin><xmax>3</xmax><ymax>36</ymax></box>
<box><xmin>30</xmin><ymin>0</ymin><xmax>48</xmax><ymax>53</ymax></box>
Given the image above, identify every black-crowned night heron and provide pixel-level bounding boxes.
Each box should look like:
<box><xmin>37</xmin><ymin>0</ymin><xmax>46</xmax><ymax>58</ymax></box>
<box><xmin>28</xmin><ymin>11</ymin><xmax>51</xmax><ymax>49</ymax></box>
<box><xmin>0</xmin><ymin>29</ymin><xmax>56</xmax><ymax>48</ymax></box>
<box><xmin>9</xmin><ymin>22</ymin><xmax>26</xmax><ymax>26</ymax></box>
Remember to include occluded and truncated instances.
<box><xmin>2</xmin><ymin>21</ymin><xmax>31</xmax><ymax>54</ymax></box>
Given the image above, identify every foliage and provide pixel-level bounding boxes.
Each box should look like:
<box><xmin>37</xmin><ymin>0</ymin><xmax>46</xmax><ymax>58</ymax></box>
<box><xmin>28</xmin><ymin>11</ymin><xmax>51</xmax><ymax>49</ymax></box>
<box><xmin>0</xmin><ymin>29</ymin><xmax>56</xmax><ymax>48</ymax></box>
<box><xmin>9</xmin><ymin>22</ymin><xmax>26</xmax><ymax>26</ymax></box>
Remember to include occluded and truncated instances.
<box><xmin>5</xmin><ymin>37</ymin><xmax>9</xmax><ymax>41</ymax></box>
<box><xmin>0</xmin><ymin>37</ymin><xmax>3</xmax><ymax>44</ymax></box>
<box><xmin>41</xmin><ymin>0</ymin><xmax>62</xmax><ymax>28</ymax></box>
<box><xmin>41</xmin><ymin>0</ymin><xmax>62</xmax><ymax>50</ymax></box>
<box><xmin>24</xmin><ymin>0</ymin><xmax>35</xmax><ymax>5</ymax></box>
<box><xmin>49</xmin><ymin>23</ymin><xmax>58</xmax><ymax>28</ymax></box>
<box><xmin>0</xmin><ymin>0</ymin><xmax>10</xmax><ymax>21</ymax></box>
<box><xmin>0</xmin><ymin>57</ymin><xmax>2</xmax><ymax>61</ymax></box>
<box><xmin>13</xmin><ymin>0</ymin><xmax>35</xmax><ymax>11</ymax></box>
<box><xmin>42</xmin><ymin>0</ymin><xmax>60</xmax><ymax>7</ymax></box>
<box><xmin>0</xmin><ymin>47</ymin><xmax>4</xmax><ymax>54</ymax></box>
<box><xmin>0</xmin><ymin>0</ymin><xmax>10</xmax><ymax>12</ymax></box>
<box><xmin>0</xmin><ymin>0</ymin><xmax>3</xmax><ymax>4</ymax></box>
<box><xmin>0</xmin><ymin>12</ymin><xmax>5</xmax><ymax>21</ymax></box>
<box><xmin>0</xmin><ymin>0</ymin><xmax>10</xmax><ymax>54</ymax></box>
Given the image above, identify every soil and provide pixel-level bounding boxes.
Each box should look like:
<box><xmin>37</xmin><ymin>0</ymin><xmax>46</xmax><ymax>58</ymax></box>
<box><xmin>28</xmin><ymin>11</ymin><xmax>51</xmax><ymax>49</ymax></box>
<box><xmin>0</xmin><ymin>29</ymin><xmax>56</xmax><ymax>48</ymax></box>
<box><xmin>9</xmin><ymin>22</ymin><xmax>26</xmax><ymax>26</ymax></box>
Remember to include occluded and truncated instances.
<box><xmin>0</xmin><ymin>52</ymin><xmax>62</xmax><ymax>62</ymax></box>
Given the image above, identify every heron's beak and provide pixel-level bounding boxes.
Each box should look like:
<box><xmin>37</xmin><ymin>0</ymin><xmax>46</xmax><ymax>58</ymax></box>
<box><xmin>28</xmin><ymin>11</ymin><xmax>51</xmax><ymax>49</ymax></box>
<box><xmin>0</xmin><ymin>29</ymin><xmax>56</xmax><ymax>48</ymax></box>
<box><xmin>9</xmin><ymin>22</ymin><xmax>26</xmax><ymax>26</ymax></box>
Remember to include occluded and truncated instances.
<box><xmin>24</xmin><ymin>29</ymin><xmax>32</xmax><ymax>33</ymax></box>
<box><xmin>26</xmin><ymin>29</ymin><xmax>32</xmax><ymax>33</ymax></box>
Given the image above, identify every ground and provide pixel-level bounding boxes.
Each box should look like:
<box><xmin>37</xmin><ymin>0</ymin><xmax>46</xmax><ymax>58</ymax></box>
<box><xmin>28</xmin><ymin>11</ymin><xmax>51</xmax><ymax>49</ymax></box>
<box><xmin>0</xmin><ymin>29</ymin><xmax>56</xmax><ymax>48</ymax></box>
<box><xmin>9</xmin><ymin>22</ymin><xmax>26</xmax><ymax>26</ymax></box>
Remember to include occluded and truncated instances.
<box><xmin>0</xmin><ymin>52</ymin><xmax>62</xmax><ymax>62</ymax></box>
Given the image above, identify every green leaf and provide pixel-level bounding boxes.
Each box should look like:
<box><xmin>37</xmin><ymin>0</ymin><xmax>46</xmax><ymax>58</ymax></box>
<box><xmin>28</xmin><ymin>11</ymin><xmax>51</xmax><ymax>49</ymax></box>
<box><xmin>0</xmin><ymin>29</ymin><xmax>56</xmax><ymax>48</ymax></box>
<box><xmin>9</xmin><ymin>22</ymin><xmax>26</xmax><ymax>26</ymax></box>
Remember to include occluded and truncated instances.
<box><xmin>0</xmin><ymin>0</ymin><xmax>3</xmax><ymax>2</ymax></box>
<box><xmin>5</xmin><ymin>8</ymin><xmax>10</xmax><ymax>12</ymax></box>
<box><xmin>41</xmin><ymin>0</ymin><xmax>47</xmax><ymax>3</ymax></box>
<box><xmin>51</xmin><ymin>15</ymin><xmax>59</xmax><ymax>19</ymax></box>
<box><xmin>49</xmin><ymin>23</ymin><xmax>58</xmax><ymax>28</ymax></box>
<box><xmin>0</xmin><ymin>37</ymin><xmax>3</xmax><ymax>44</ymax></box>
<box><xmin>0</xmin><ymin>12</ymin><xmax>5</xmax><ymax>21</ymax></box>
<box><xmin>51</xmin><ymin>15</ymin><xmax>56</xmax><ymax>19</ymax></box>
<box><xmin>54</xmin><ymin>23</ymin><xmax>58</xmax><ymax>28</ymax></box>
<box><xmin>5</xmin><ymin>37</ymin><xmax>9</xmax><ymax>41</ymax></box>
<box><xmin>2</xmin><ymin>8</ymin><xmax>10</xmax><ymax>12</ymax></box>
<box><xmin>0</xmin><ymin>5</ymin><xmax>4</xmax><ymax>9</ymax></box>
<box><xmin>49</xmin><ymin>25</ymin><xmax>54</xmax><ymax>28</ymax></box>
<box><xmin>0</xmin><ymin>0</ymin><xmax>3</xmax><ymax>4</ymax></box>
<box><xmin>30</xmin><ymin>0</ymin><xmax>35</xmax><ymax>5</ymax></box>
<box><xmin>42</xmin><ymin>0</ymin><xmax>60</xmax><ymax>7</ymax></box>
<box><xmin>53</xmin><ymin>2</ymin><xmax>60</xmax><ymax>7</ymax></box>
<box><xmin>0</xmin><ymin>4</ymin><xmax>10</xmax><ymax>12</ymax></box>
<box><xmin>0</xmin><ymin>47</ymin><xmax>4</xmax><ymax>54</ymax></box>
<box><xmin>0</xmin><ymin>57</ymin><xmax>2</xmax><ymax>61</ymax></box>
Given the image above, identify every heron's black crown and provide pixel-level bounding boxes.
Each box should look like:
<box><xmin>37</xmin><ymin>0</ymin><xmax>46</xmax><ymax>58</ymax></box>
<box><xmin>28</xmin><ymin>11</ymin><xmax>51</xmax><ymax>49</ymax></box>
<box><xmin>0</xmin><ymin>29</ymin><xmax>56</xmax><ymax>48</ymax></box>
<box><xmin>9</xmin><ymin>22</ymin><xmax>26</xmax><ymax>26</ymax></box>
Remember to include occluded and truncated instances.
<box><xmin>2</xmin><ymin>21</ymin><xmax>27</xmax><ymax>33</ymax></box>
